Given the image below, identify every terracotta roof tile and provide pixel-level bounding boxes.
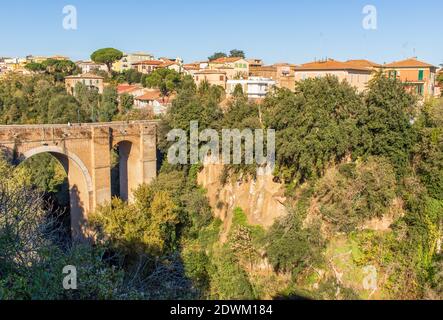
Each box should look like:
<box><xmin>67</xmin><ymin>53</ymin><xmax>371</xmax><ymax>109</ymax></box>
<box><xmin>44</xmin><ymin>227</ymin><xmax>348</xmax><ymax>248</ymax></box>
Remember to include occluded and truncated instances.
<box><xmin>132</xmin><ymin>60</ymin><xmax>164</xmax><ymax>66</ymax></box>
<box><xmin>210</xmin><ymin>57</ymin><xmax>244</xmax><ymax>64</ymax></box>
<box><xmin>135</xmin><ymin>91</ymin><xmax>162</xmax><ymax>101</ymax></box>
<box><xmin>183</xmin><ymin>64</ymin><xmax>200</xmax><ymax>70</ymax></box>
<box><xmin>294</xmin><ymin>59</ymin><xmax>371</xmax><ymax>72</ymax></box>
<box><xmin>384</xmin><ymin>58</ymin><xmax>435</xmax><ymax>68</ymax></box>
<box><xmin>117</xmin><ymin>84</ymin><xmax>142</xmax><ymax>95</ymax></box>
<box><xmin>159</xmin><ymin>61</ymin><xmax>178</xmax><ymax>68</ymax></box>
<box><xmin>346</xmin><ymin>59</ymin><xmax>381</xmax><ymax>68</ymax></box>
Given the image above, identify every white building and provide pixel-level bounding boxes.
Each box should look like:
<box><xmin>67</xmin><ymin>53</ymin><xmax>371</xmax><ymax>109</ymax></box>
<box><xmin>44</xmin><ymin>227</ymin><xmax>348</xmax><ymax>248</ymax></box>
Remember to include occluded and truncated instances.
<box><xmin>226</xmin><ymin>77</ymin><xmax>276</xmax><ymax>99</ymax></box>
<box><xmin>76</xmin><ymin>60</ymin><xmax>108</xmax><ymax>74</ymax></box>
<box><xmin>113</xmin><ymin>52</ymin><xmax>155</xmax><ymax>72</ymax></box>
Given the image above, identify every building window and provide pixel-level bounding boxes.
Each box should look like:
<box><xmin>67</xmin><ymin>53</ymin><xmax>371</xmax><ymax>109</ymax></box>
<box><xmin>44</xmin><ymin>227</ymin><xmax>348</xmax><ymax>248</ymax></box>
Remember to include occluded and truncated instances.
<box><xmin>220</xmin><ymin>76</ymin><xmax>224</xmax><ymax>81</ymax></box>
<box><xmin>418</xmin><ymin>70</ymin><xmax>424</xmax><ymax>81</ymax></box>
<box><xmin>389</xmin><ymin>70</ymin><xmax>397</xmax><ymax>79</ymax></box>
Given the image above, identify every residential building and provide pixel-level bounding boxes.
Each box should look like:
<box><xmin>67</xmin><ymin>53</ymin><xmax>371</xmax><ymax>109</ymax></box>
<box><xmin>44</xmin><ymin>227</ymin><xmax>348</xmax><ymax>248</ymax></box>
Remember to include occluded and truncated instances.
<box><xmin>383</xmin><ymin>58</ymin><xmax>437</xmax><ymax>97</ymax></box>
<box><xmin>112</xmin><ymin>52</ymin><xmax>154</xmax><ymax>72</ymax></box>
<box><xmin>134</xmin><ymin>90</ymin><xmax>172</xmax><ymax>115</ymax></box>
<box><xmin>26</xmin><ymin>55</ymin><xmax>48</xmax><ymax>64</ymax></box>
<box><xmin>247</xmin><ymin>59</ymin><xmax>264</xmax><ymax>68</ymax></box>
<box><xmin>50</xmin><ymin>55</ymin><xmax>69</xmax><ymax>61</ymax></box>
<box><xmin>158</xmin><ymin>60</ymin><xmax>183</xmax><ymax>73</ymax></box>
<box><xmin>0</xmin><ymin>57</ymin><xmax>7</xmax><ymax>73</ymax></box>
<box><xmin>159</xmin><ymin>57</ymin><xmax>183</xmax><ymax>64</ymax></box>
<box><xmin>294</xmin><ymin>59</ymin><xmax>373</xmax><ymax>92</ymax></box>
<box><xmin>3</xmin><ymin>57</ymin><xmax>27</xmax><ymax>71</ymax></box>
<box><xmin>117</xmin><ymin>84</ymin><xmax>146</xmax><ymax>98</ymax></box>
<box><xmin>226</xmin><ymin>77</ymin><xmax>276</xmax><ymax>99</ymax></box>
<box><xmin>76</xmin><ymin>60</ymin><xmax>108</xmax><ymax>74</ymax></box>
<box><xmin>346</xmin><ymin>59</ymin><xmax>382</xmax><ymax>71</ymax></box>
<box><xmin>208</xmin><ymin>57</ymin><xmax>249</xmax><ymax>79</ymax></box>
<box><xmin>198</xmin><ymin>61</ymin><xmax>209</xmax><ymax>69</ymax></box>
<box><xmin>250</xmin><ymin>63</ymin><xmax>296</xmax><ymax>91</ymax></box>
<box><xmin>435</xmin><ymin>68</ymin><xmax>443</xmax><ymax>97</ymax></box>
<box><xmin>132</xmin><ymin>60</ymin><xmax>164</xmax><ymax>74</ymax></box>
<box><xmin>183</xmin><ymin>63</ymin><xmax>201</xmax><ymax>76</ymax></box>
<box><xmin>193</xmin><ymin>70</ymin><xmax>227</xmax><ymax>89</ymax></box>
<box><xmin>65</xmin><ymin>73</ymin><xmax>104</xmax><ymax>95</ymax></box>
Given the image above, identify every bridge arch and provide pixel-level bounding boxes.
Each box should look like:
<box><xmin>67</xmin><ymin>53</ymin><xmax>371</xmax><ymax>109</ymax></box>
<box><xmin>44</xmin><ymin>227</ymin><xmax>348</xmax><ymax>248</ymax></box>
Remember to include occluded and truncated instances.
<box><xmin>20</xmin><ymin>146</ymin><xmax>93</xmax><ymax>241</ymax></box>
<box><xmin>111</xmin><ymin>139</ymin><xmax>140</xmax><ymax>202</ymax></box>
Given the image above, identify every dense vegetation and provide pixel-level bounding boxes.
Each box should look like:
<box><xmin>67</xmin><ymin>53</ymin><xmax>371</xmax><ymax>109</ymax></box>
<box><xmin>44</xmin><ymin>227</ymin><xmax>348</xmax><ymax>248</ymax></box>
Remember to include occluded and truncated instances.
<box><xmin>0</xmin><ymin>69</ymin><xmax>442</xmax><ymax>300</ymax></box>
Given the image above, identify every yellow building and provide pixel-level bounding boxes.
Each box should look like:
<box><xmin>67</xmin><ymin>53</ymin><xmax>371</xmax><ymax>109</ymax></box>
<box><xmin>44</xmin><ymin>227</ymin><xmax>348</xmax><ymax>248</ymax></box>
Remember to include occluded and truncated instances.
<box><xmin>194</xmin><ymin>70</ymin><xmax>227</xmax><ymax>89</ymax></box>
<box><xmin>208</xmin><ymin>57</ymin><xmax>249</xmax><ymax>79</ymax></box>
<box><xmin>65</xmin><ymin>73</ymin><xmax>105</xmax><ymax>95</ymax></box>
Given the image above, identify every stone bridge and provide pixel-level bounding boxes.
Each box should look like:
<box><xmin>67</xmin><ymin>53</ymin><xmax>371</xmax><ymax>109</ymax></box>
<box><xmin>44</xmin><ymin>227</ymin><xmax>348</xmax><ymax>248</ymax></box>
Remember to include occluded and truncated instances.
<box><xmin>0</xmin><ymin>121</ymin><xmax>159</xmax><ymax>240</ymax></box>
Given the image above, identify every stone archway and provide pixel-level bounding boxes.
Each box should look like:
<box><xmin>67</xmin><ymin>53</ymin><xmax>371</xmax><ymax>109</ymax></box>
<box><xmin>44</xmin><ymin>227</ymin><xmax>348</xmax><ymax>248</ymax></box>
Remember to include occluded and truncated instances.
<box><xmin>0</xmin><ymin>121</ymin><xmax>158</xmax><ymax>240</ymax></box>
<box><xmin>112</xmin><ymin>140</ymin><xmax>140</xmax><ymax>203</ymax></box>
<box><xmin>22</xmin><ymin>146</ymin><xmax>93</xmax><ymax>241</ymax></box>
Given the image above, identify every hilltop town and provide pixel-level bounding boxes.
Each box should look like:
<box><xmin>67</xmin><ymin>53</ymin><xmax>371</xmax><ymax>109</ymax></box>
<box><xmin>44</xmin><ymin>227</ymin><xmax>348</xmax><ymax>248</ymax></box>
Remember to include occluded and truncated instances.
<box><xmin>1</xmin><ymin>49</ymin><xmax>442</xmax><ymax>117</ymax></box>
<box><xmin>1</xmin><ymin>47</ymin><xmax>443</xmax><ymax>301</ymax></box>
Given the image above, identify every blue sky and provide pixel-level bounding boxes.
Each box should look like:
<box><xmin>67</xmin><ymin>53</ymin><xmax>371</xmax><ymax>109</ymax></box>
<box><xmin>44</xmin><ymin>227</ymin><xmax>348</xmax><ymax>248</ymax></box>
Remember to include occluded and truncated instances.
<box><xmin>1</xmin><ymin>0</ymin><xmax>442</xmax><ymax>65</ymax></box>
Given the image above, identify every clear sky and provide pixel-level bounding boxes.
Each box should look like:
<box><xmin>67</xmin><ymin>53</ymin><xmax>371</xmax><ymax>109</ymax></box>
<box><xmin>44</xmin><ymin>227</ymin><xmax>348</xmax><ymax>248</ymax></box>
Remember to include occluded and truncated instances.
<box><xmin>1</xmin><ymin>0</ymin><xmax>442</xmax><ymax>65</ymax></box>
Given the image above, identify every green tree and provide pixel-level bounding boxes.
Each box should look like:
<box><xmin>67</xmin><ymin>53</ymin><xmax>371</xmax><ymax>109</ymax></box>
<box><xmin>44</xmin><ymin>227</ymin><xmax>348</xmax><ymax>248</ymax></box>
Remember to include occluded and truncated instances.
<box><xmin>315</xmin><ymin>157</ymin><xmax>397</xmax><ymax>232</ymax></box>
<box><xmin>414</xmin><ymin>99</ymin><xmax>443</xmax><ymax>200</ymax></box>
<box><xmin>41</xmin><ymin>59</ymin><xmax>78</xmax><ymax>81</ymax></box>
<box><xmin>144</xmin><ymin>68</ymin><xmax>182</xmax><ymax>97</ymax></box>
<box><xmin>24</xmin><ymin>62</ymin><xmax>45</xmax><ymax>73</ymax></box>
<box><xmin>232</xmin><ymin>83</ymin><xmax>245</xmax><ymax>98</ymax></box>
<box><xmin>74</xmin><ymin>82</ymin><xmax>100</xmax><ymax>122</ymax></box>
<box><xmin>266</xmin><ymin>207</ymin><xmax>324</xmax><ymax>276</ymax></box>
<box><xmin>264</xmin><ymin>76</ymin><xmax>366</xmax><ymax>185</ymax></box>
<box><xmin>208</xmin><ymin>52</ymin><xmax>227</xmax><ymax>61</ymax></box>
<box><xmin>363</xmin><ymin>73</ymin><xmax>417</xmax><ymax>175</ymax></box>
<box><xmin>91</xmin><ymin>48</ymin><xmax>123</xmax><ymax>74</ymax></box>
<box><xmin>119</xmin><ymin>93</ymin><xmax>134</xmax><ymax>113</ymax></box>
<box><xmin>47</xmin><ymin>94</ymin><xmax>81</xmax><ymax>124</ymax></box>
<box><xmin>229</xmin><ymin>49</ymin><xmax>245</xmax><ymax>58</ymax></box>
<box><xmin>98</xmin><ymin>86</ymin><xmax>118</xmax><ymax>121</ymax></box>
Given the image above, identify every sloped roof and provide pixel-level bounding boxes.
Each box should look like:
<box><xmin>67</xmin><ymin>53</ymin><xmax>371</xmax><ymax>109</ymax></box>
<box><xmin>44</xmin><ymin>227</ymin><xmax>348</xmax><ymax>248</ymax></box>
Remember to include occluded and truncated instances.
<box><xmin>384</xmin><ymin>58</ymin><xmax>435</xmax><ymax>68</ymax></box>
<box><xmin>210</xmin><ymin>57</ymin><xmax>244</xmax><ymax>64</ymax></box>
<box><xmin>183</xmin><ymin>64</ymin><xmax>200</xmax><ymax>70</ymax></box>
<box><xmin>159</xmin><ymin>61</ymin><xmax>179</xmax><ymax>68</ymax></box>
<box><xmin>294</xmin><ymin>59</ymin><xmax>371</xmax><ymax>72</ymax></box>
<box><xmin>117</xmin><ymin>84</ymin><xmax>143</xmax><ymax>95</ymax></box>
<box><xmin>132</xmin><ymin>60</ymin><xmax>163</xmax><ymax>66</ymax></box>
<box><xmin>135</xmin><ymin>90</ymin><xmax>162</xmax><ymax>101</ymax></box>
<box><xmin>346</xmin><ymin>59</ymin><xmax>381</xmax><ymax>68</ymax></box>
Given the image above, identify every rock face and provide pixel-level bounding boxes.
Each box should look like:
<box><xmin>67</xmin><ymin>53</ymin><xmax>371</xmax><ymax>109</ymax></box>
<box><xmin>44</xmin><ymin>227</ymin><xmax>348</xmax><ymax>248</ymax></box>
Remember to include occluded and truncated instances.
<box><xmin>197</xmin><ymin>163</ymin><xmax>288</xmax><ymax>233</ymax></box>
